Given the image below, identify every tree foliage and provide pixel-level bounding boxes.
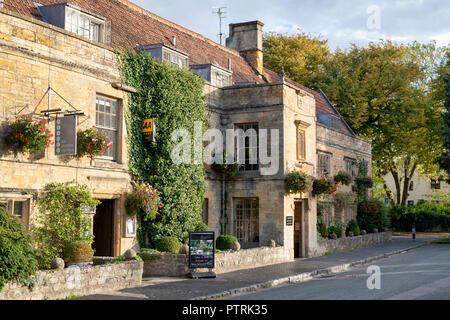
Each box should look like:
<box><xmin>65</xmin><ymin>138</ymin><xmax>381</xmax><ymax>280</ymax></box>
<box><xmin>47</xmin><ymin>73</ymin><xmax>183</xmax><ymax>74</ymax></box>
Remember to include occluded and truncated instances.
<box><xmin>263</xmin><ymin>31</ymin><xmax>331</xmax><ymax>89</ymax></box>
<box><xmin>117</xmin><ymin>50</ymin><xmax>207</xmax><ymax>247</ymax></box>
<box><xmin>436</xmin><ymin>55</ymin><xmax>450</xmax><ymax>179</ymax></box>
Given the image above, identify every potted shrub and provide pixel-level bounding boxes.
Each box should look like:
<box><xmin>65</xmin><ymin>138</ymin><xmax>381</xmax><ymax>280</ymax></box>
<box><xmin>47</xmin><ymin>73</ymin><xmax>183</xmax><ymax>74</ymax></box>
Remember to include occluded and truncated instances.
<box><xmin>286</xmin><ymin>170</ymin><xmax>313</xmax><ymax>194</ymax></box>
<box><xmin>154</xmin><ymin>236</ymin><xmax>182</xmax><ymax>253</ymax></box>
<box><xmin>4</xmin><ymin>115</ymin><xmax>53</xmax><ymax>154</ymax></box>
<box><xmin>334</xmin><ymin>171</ymin><xmax>352</xmax><ymax>185</ymax></box>
<box><xmin>77</xmin><ymin>126</ymin><xmax>112</xmax><ymax>160</ymax></box>
<box><xmin>62</xmin><ymin>240</ymin><xmax>94</xmax><ymax>264</ymax></box>
<box><xmin>312</xmin><ymin>176</ymin><xmax>337</xmax><ymax>196</ymax></box>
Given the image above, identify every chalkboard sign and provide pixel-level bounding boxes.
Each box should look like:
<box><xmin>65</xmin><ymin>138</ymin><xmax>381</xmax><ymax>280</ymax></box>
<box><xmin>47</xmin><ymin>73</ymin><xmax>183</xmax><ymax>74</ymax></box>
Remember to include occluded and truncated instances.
<box><xmin>55</xmin><ymin>115</ymin><xmax>77</xmax><ymax>156</ymax></box>
<box><xmin>189</xmin><ymin>231</ymin><xmax>215</xmax><ymax>269</ymax></box>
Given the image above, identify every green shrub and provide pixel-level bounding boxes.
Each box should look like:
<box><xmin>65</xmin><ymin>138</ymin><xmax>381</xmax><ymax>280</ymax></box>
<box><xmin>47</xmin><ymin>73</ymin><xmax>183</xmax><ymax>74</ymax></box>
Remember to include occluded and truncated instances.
<box><xmin>367</xmin><ymin>224</ymin><xmax>378</xmax><ymax>233</ymax></box>
<box><xmin>346</xmin><ymin>220</ymin><xmax>361</xmax><ymax>236</ymax></box>
<box><xmin>318</xmin><ymin>221</ymin><xmax>328</xmax><ymax>238</ymax></box>
<box><xmin>0</xmin><ymin>207</ymin><xmax>38</xmax><ymax>289</ymax></box>
<box><xmin>216</xmin><ymin>234</ymin><xmax>238</xmax><ymax>250</ymax></box>
<box><xmin>388</xmin><ymin>202</ymin><xmax>450</xmax><ymax>231</ymax></box>
<box><xmin>194</xmin><ymin>221</ymin><xmax>210</xmax><ymax>232</ymax></box>
<box><xmin>357</xmin><ymin>199</ymin><xmax>389</xmax><ymax>232</ymax></box>
<box><xmin>328</xmin><ymin>225</ymin><xmax>343</xmax><ymax>238</ymax></box>
<box><xmin>33</xmin><ymin>181</ymin><xmax>98</xmax><ymax>269</ymax></box>
<box><xmin>62</xmin><ymin>240</ymin><xmax>94</xmax><ymax>263</ymax></box>
<box><xmin>154</xmin><ymin>236</ymin><xmax>182</xmax><ymax>253</ymax></box>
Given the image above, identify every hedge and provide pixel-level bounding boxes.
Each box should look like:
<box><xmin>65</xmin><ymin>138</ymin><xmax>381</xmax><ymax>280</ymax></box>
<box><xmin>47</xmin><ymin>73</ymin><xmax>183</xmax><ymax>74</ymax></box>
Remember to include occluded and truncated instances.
<box><xmin>388</xmin><ymin>202</ymin><xmax>450</xmax><ymax>231</ymax></box>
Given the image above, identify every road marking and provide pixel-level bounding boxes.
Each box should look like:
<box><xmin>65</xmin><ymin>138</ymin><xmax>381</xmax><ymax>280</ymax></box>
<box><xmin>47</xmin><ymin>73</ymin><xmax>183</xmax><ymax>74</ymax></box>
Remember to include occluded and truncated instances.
<box><xmin>386</xmin><ymin>275</ymin><xmax>450</xmax><ymax>300</ymax></box>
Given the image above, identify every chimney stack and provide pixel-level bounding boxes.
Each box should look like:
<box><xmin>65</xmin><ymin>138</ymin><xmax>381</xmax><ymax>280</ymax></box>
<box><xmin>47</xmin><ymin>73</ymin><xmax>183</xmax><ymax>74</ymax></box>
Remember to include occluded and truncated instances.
<box><xmin>226</xmin><ymin>21</ymin><xmax>264</xmax><ymax>75</ymax></box>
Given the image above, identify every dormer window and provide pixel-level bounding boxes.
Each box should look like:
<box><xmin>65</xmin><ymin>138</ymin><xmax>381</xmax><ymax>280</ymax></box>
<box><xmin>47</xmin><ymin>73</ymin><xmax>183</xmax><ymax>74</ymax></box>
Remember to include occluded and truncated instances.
<box><xmin>141</xmin><ymin>44</ymin><xmax>189</xmax><ymax>69</ymax></box>
<box><xmin>317</xmin><ymin>113</ymin><xmax>341</xmax><ymax>131</ymax></box>
<box><xmin>330</xmin><ymin>115</ymin><xmax>341</xmax><ymax>130</ymax></box>
<box><xmin>36</xmin><ymin>3</ymin><xmax>107</xmax><ymax>43</ymax></box>
<box><xmin>190</xmin><ymin>64</ymin><xmax>232</xmax><ymax>87</ymax></box>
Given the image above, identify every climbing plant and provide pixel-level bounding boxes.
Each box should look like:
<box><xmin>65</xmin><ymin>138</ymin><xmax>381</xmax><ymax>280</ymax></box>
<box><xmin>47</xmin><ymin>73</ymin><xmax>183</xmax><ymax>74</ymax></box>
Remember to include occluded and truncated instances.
<box><xmin>117</xmin><ymin>50</ymin><xmax>207</xmax><ymax>247</ymax></box>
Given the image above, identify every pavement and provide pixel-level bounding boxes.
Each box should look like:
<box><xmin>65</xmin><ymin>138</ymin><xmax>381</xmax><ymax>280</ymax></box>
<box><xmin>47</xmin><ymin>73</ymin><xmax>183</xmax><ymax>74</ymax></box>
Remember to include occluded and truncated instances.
<box><xmin>78</xmin><ymin>235</ymin><xmax>435</xmax><ymax>300</ymax></box>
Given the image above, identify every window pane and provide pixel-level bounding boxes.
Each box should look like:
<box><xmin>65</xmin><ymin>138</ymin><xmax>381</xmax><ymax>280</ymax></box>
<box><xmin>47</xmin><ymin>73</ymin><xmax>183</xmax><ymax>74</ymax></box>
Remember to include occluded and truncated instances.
<box><xmin>13</xmin><ymin>201</ymin><xmax>23</xmax><ymax>219</ymax></box>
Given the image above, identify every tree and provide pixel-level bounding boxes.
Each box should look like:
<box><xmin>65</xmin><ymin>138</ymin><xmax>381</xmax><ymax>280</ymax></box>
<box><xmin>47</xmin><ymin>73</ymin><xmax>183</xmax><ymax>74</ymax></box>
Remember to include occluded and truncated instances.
<box><xmin>436</xmin><ymin>55</ymin><xmax>450</xmax><ymax>180</ymax></box>
<box><xmin>322</xmin><ymin>41</ymin><xmax>448</xmax><ymax>206</ymax></box>
<box><xmin>263</xmin><ymin>31</ymin><xmax>331</xmax><ymax>89</ymax></box>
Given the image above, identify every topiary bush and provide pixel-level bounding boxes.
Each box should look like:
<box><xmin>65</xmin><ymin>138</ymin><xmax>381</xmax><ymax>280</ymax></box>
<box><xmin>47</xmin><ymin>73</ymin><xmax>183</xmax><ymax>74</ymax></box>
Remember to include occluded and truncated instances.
<box><xmin>0</xmin><ymin>207</ymin><xmax>38</xmax><ymax>289</ymax></box>
<box><xmin>346</xmin><ymin>219</ymin><xmax>361</xmax><ymax>236</ymax></box>
<box><xmin>62</xmin><ymin>240</ymin><xmax>94</xmax><ymax>264</ymax></box>
<box><xmin>216</xmin><ymin>234</ymin><xmax>238</xmax><ymax>250</ymax></box>
<box><xmin>154</xmin><ymin>236</ymin><xmax>182</xmax><ymax>253</ymax></box>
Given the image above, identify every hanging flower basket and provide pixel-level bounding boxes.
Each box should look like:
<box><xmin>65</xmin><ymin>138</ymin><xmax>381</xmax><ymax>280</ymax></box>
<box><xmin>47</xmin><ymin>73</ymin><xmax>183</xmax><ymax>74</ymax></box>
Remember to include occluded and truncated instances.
<box><xmin>4</xmin><ymin>115</ymin><xmax>53</xmax><ymax>154</ymax></box>
<box><xmin>312</xmin><ymin>176</ymin><xmax>337</xmax><ymax>196</ymax></box>
<box><xmin>333</xmin><ymin>171</ymin><xmax>352</xmax><ymax>185</ymax></box>
<box><xmin>286</xmin><ymin>170</ymin><xmax>312</xmax><ymax>194</ymax></box>
<box><xmin>76</xmin><ymin>127</ymin><xmax>112</xmax><ymax>160</ymax></box>
<box><xmin>354</xmin><ymin>176</ymin><xmax>373</xmax><ymax>188</ymax></box>
<box><xmin>125</xmin><ymin>182</ymin><xmax>162</xmax><ymax>222</ymax></box>
<box><xmin>210</xmin><ymin>150</ymin><xmax>238</xmax><ymax>180</ymax></box>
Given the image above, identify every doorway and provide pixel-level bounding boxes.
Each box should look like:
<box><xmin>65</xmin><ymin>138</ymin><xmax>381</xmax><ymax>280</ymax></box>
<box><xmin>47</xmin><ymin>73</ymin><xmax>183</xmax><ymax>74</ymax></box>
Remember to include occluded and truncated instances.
<box><xmin>294</xmin><ymin>201</ymin><xmax>304</xmax><ymax>258</ymax></box>
<box><xmin>93</xmin><ymin>199</ymin><xmax>115</xmax><ymax>257</ymax></box>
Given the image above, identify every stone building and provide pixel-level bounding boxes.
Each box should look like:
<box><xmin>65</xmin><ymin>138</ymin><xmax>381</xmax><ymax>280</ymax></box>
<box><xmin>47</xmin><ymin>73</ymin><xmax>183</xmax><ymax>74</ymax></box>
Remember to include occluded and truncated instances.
<box><xmin>1</xmin><ymin>0</ymin><xmax>371</xmax><ymax>259</ymax></box>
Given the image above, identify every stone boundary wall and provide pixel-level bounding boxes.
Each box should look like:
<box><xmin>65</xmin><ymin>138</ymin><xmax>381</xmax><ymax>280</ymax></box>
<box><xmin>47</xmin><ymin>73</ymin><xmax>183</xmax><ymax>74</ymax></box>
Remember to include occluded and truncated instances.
<box><xmin>143</xmin><ymin>246</ymin><xmax>292</xmax><ymax>277</ymax></box>
<box><xmin>0</xmin><ymin>261</ymin><xmax>143</xmax><ymax>300</ymax></box>
<box><xmin>309</xmin><ymin>231</ymin><xmax>392</xmax><ymax>257</ymax></box>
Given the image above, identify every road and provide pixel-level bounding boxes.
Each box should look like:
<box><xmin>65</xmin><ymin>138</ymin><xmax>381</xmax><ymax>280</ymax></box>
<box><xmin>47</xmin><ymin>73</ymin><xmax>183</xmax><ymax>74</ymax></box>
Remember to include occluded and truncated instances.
<box><xmin>224</xmin><ymin>244</ymin><xmax>450</xmax><ymax>300</ymax></box>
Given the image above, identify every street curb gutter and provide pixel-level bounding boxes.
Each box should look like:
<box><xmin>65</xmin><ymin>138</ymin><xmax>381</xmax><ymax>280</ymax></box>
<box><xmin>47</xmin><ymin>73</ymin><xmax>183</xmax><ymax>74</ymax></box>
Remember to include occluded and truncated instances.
<box><xmin>191</xmin><ymin>241</ymin><xmax>429</xmax><ymax>300</ymax></box>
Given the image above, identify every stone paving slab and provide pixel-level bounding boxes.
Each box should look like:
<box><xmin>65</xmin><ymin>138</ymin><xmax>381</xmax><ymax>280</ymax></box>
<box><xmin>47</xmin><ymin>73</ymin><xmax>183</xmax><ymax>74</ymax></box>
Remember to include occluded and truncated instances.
<box><xmin>78</xmin><ymin>237</ymin><xmax>432</xmax><ymax>300</ymax></box>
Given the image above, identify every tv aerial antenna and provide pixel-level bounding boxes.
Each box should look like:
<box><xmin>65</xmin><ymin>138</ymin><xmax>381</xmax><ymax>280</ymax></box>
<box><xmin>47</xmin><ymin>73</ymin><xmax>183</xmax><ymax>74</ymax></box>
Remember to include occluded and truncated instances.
<box><xmin>212</xmin><ymin>6</ymin><xmax>227</xmax><ymax>45</ymax></box>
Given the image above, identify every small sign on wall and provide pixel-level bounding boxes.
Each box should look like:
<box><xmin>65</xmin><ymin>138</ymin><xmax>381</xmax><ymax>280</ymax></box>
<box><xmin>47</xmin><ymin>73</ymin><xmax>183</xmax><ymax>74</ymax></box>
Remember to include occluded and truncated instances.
<box><xmin>125</xmin><ymin>217</ymin><xmax>136</xmax><ymax>237</ymax></box>
<box><xmin>286</xmin><ymin>216</ymin><xmax>293</xmax><ymax>226</ymax></box>
<box><xmin>142</xmin><ymin>118</ymin><xmax>155</xmax><ymax>143</ymax></box>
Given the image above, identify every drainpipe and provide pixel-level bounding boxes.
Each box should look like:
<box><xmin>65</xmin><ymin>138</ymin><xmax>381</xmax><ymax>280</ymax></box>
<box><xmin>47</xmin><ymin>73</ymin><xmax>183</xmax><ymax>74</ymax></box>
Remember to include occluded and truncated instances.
<box><xmin>220</xmin><ymin>174</ymin><xmax>227</xmax><ymax>234</ymax></box>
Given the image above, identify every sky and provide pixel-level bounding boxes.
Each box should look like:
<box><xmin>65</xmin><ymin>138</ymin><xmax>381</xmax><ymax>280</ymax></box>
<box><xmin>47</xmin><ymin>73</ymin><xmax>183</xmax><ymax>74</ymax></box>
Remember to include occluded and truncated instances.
<box><xmin>130</xmin><ymin>0</ymin><xmax>450</xmax><ymax>50</ymax></box>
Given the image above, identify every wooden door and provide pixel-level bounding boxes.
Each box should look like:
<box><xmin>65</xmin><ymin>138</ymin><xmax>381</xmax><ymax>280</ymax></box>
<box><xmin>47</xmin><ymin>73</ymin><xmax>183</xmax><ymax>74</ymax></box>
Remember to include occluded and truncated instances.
<box><xmin>294</xmin><ymin>201</ymin><xmax>303</xmax><ymax>258</ymax></box>
<box><xmin>93</xmin><ymin>199</ymin><xmax>115</xmax><ymax>257</ymax></box>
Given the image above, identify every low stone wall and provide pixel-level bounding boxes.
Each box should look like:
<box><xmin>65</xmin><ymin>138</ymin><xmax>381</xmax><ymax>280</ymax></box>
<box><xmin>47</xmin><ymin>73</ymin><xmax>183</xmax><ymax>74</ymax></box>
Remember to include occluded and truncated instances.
<box><xmin>0</xmin><ymin>261</ymin><xmax>143</xmax><ymax>300</ymax></box>
<box><xmin>309</xmin><ymin>231</ymin><xmax>392</xmax><ymax>257</ymax></box>
<box><xmin>142</xmin><ymin>253</ymin><xmax>189</xmax><ymax>277</ymax></box>
<box><xmin>214</xmin><ymin>246</ymin><xmax>291</xmax><ymax>274</ymax></box>
<box><xmin>142</xmin><ymin>246</ymin><xmax>292</xmax><ymax>277</ymax></box>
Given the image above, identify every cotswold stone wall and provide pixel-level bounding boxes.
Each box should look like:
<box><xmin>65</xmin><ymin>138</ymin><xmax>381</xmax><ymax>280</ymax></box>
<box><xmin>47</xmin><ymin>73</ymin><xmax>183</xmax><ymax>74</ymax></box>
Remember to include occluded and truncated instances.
<box><xmin>309</xmin><ymin>231</ymin><xmax>392</xmax><ymax>257</ymax></box>
<box><xmin>142</xmin><ymin>246</ymin><xmax>292</xmax><ymax>277</ymax></box>
<box><xmin>0</xmin><ymin>261</ymin><xmax>143</xmax><ymax>300</ymax></box>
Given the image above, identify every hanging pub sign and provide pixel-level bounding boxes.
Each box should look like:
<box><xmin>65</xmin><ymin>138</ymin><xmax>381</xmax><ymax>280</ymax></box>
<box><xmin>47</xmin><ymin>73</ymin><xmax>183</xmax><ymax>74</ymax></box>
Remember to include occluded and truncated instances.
<box><xmin>142</xmin><ymin>118</ymin><xmax>155</xmax><ymax>143</ymax></box>
<box><xmin>189</xmin><ymin>231</ymin><xmax>215</xmax><ymax>269</ymax></box>
<box><xmin>55</xmin><ymin>115</ymin><xmax>77</xmax><ymax>156</ymax></box>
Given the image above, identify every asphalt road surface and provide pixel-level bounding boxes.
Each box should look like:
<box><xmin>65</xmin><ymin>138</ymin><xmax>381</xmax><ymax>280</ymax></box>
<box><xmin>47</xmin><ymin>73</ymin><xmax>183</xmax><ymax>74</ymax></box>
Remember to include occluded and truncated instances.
<box><xmin>224</xmin><ymin>244</ymin><xmax>450</xmax><ymax>300</ymax></box>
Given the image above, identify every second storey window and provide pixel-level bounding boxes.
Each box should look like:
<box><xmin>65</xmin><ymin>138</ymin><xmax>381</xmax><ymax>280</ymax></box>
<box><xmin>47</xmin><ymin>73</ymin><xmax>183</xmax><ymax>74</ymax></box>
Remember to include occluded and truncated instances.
<box><xmin>431</xmin><ymin>179</ymin><xmax>441</xmax><ymax>189</ymax></box>
<box><xmin>65</xmin><ymin>7</ymin><xmax>105</xmax><ymax>42</ymax></box>
<box><xmin>235</xmin><ymin>123</ymin><xmax>259</xmax><ymax>172</ymax></box>
<box><xmin>317</xmin><ymin>152</ymin><xmax>331</xmax><ymax>176</ymax></box>
<box><xmin>297</xmin><ymin>128</ymin><xmax>305</xmax><ymax>161</ymax></box>
<box><xmin>345</xmin><ymin>158</ymin><xmax>357</xmax><ymax>178</ymax></box>
<box><xmin>96</xmin><ymin>96</ymin><xmax>119</xmax><ymax>160</ymax></box>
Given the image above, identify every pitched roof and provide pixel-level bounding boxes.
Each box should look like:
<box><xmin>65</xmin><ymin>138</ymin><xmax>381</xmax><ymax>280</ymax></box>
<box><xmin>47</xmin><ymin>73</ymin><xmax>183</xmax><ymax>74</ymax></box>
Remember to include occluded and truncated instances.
<box><xmin>3</xmin><ymin>0</ymin><xmax>354</xmax><ymax>135</ymax></box>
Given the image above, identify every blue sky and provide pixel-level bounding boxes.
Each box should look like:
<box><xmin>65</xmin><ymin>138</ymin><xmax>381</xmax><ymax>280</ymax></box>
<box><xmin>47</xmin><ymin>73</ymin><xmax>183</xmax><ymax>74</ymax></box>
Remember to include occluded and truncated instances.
<box><xmin>130</xmin><ymin>0</ymin><xmax>450</xmax><ymax>50</ymax></box>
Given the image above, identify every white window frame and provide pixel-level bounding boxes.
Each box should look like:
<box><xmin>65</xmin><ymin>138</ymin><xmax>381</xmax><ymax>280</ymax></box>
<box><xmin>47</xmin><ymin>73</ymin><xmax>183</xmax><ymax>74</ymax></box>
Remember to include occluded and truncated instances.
<box><xmin>65</xmin><ymin>7</ymin><xmax>105</xmax><ymax>42</ymax></box>
<box><xmin>95</xmin><ymin>95</ymin><xmax>120</xmax><ymax>161</ymax></box>
<box><xmin>162</xmin><ymin>48</ymin><xmax>188</xmax><ymax>69</ymax></box>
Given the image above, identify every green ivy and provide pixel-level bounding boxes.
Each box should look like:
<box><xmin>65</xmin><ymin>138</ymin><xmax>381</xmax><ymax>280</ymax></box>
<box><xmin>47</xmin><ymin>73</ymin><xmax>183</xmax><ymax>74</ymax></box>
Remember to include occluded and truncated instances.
<box><xmin>117</xmin><ymin>50</ymin><xmax>207</xmax><ymax>246</ymax></box>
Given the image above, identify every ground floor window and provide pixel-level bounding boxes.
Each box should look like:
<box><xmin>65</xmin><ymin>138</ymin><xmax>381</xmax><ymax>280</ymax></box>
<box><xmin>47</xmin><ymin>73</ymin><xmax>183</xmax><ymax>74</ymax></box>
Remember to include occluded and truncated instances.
<box><xmin>0</xmin><ymin>197</ymin><xmax>30</xmax><ymax>229</ymax></box>
<box><xmin>233</xmin><ymin>198</ymin><xmax>259</xmax><ymax>246</ymax></box>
